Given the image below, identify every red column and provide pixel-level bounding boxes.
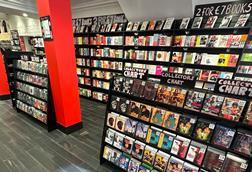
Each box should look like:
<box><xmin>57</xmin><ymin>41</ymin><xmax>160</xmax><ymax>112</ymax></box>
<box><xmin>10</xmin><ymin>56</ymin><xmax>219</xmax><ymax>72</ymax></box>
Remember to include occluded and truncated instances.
<box><xmin>0</xmin><ymin>51</ymin><xmax>10</xmax><ymax>99</ymax></box>
<box><xmin>36</xmin><ymin>0</ymin><xmax>82</xmax><ymax>133</ymax></box>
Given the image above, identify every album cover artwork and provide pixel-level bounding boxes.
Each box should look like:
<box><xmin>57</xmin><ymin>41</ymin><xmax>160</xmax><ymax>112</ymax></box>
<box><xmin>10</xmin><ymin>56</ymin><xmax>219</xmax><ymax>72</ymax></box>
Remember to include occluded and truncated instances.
<box><xmin>202</xmin><ymin>94</ymin><xmax>225</xmax><ymax>116</ymax></box>
<box><xmin>110</xmin><ymin>96</ymin><xmax>120</xmax><ymax>112</ymax></box>
<box><xmin>184</xmin><ymin>91</ymin><xmax>205</xmax><ymax>112</ymax></box>
<box><xmin>113</xmin><ymin>77</ymin><xmax>123</xmax><ymax>92</ymax></box>
<box><xmin>122</xmin><ymin>78</ymin><xmax>134</xmax><ymax>94</ymax></box>
<box><xmin>157</xmin><ymin>130</ymin><xmax>176</xmax><ymax>153</ymax></box>
<box><xmin>155</xmin><ymin>85</ymin><xmax>170</xmax><ymax>104</ymax></box>
<box><xmin>241</xmin><ymin>53</ymin><xmax>252</xmax><ymax>62</ymax></box>
<box><xmin>168</xmin><ymin>87</ymin><xmax>187</xmax><ymax>108</ymax></box>
<box><xmin>150</xmin><ymin>108</ymin><xmax>166</xmax><ymax>126</ymax></box>
<box><xmin>194</xmin><ymin>53</ymin><xmax>203</xmax><ymax>64</ymax></box>
<box><xmin>193</xmin><ymin>119</ymin><xmax>215</xmax><ymax>142</ymax></box>
<box><xmin>180</xmin><ymin>18</ymin><xmax>190</xmax><ymax>29</ymax></box>
<box><xmin>132</xmin><ymin>22</ymin><xmax>141</xmax><ymax>31</ymax></box>
<box><xmin>231</xmin><ymin>130</ymin><xmax>252</xmax><ymax>156</ymax></box>
<box><xmin>139</xmin><ymin>104</ymin><xmax>152</xmax><ymax>122</ymax></box>
<box><xmin>122</xmin><ymin>136</ymin><xmax>134</xmax><ymax>154</ymax></box>
<box><xmin>146</xmin><ymin>126</ymin><xmax>162</xmax><ymax>147</ymax></box>
<box><xmin>132</xmin><ymin>140</ymin><xmax>146</xmax><ymax>160</ymax></box>
<box><xmin>115</xmin><ymin>115</ymin><xmax>127</xmax><ymax>132</ymax></box>
<box><xmin>113</xmin><ymin>132</ymin><xmax>125</xmax><ymax>149</ymax></box>
<box><xmin>118</xmin><ymin>98</ymin><xmax>130</xmax><ymax>114</ymax></box>
<box><xmin>182</xmin><ymin>52</ymin><xmax>196</xmax><ymax>64</ymax></box>
<box><xmin>211</xmin><ymin>125</ymin><xmax>236</xmax><ymax>149</ymax></box>
<box><xmin>111</xmin><ymin>23</ymin><xmax>118</xmax><ymax>32</ymax></box>
<box><xmin>196</xmin><ymin>35</ymin><xmax>209</xmax><ymax>47</ymax></box>
<box><xmin>105</xmin><ymin>24</ymin><xmax>112</xmax><ymax>32</ymax></box>
<box><xmin>163</xmin><ymin>18</ymin><xmax>174</xmax><ymax>30</ymax></box>
<box><xmin>186</xmin><ymin>141</ymin><xmax>207</xmax><ymax>166</ymax></box>
<box><xmin>154</xmin><ymin>150</ymin><xmax>170</xmax><ymax>172</ymax></box>
<box><xmin>205</xmin><ymin>16</ymin><xmax>218</xmax><ymax>28</ymax></box>
<box><xmin>105</xmin><ymin>128</ymin><xmax>116</xmax><ymax>145</ymax></box>
<box><xmin>162</xmin><ymin>111</ymin><xmax>180</xmax><ymax>131</ymax></box>
<box><xmin>118</xmin><ymin>153</ymin><xmax>131</xmax><ymax>170</ymax></box>
<box><xmin>219</xmin><ymin>16</ymin><xmax>233</xmax><ymax>28</ymax></box>
<box><xmin>126</xmin><ymin>22</ymin><xmax>134</xmax><ymax>31</ymax></box>
<box><xmin>117</xmin><ymin>23</ymin><xmax>124</xmax><ymax>32</ymax></box>
<box><xmin>173</xmin><ymin>36</ymin><xmax>183</xmax><ymax>47</ymax></box>
<box><xmin>143</xmin><ymin>81</ymin><xmax>158</xmax><ymax>101</ymax></box>
<box><xmin>131</xmin><ymin>79</ymin><xmax>145</xmax><ymax>97</ymax></box>
<box><xmin>177</xmin><ymin>114</ymin><xmax>196</xmax><ymax>136</ymax></box>
<box><xmin>170</xmin><ymin>136</ymin><xmax>191</xmax><ymax>159</ymax></box>
<box><xmin>135</xmin><ymin>122</ymin><xmax>149</xmax><ymax>141</ymax></box>
<box><xmin>128</xmin><ymin>101</ymin><xmax>141</xmax><ymax>118</ymax></box>
<box><xmin>235</xmin><ymin>14</ymin><xmax>250</xmax><ymax>27</ymax></box>
<box><xmin>140</xmin><ymin>21</ymin><xmax>149</xmax><ymax>31</ymax></box>
<box><xmin>128</xmin><ymin>158</ymin><xmax>141</xmax><ymax>172</ymax></box>
<box><xmin>207</xmin><ymin>35</ymin><xmax>220</xmax><ymax>47</ymax></box>
<box><xmin>124</xmin><ymin>118</ymin><xmax>138</xmax><ymax>137</ymax></box>
<box><xmin>191</xmin><ymin>17</ymin><xmax>203</xmax><ymax>29</ymax></box>
<box><xmin>202</xmin><ymin>147</ymin><xmax>226</xmax><ymax>172</ymax></box>
<box><xmin>244</xmin><ymin>101</ymin><xmax>252</xmax><ymax>126</ymax></box>
<box><xmin>221</xmin><ymin>153</ymin><xmax>248</xmax><ymax>172</ymax></box>
<box><xmin>201</xmin><ymin>54</ymin><xmax>219</xmax><ymax>66</ymax></box>
<box><xmin>171</xmin><ymin>52</ymin><xmax>183</xmax><ymax>63</ymax></box>
<box><xmin>220</xmin><ymin>97</ymin><xmax>246</xmax><ymax>122</ymax></box>
<box><xmin>148</xmin><ymin>20</ymin><xmax>156</xmax><ymax>30</ymax></box>
<box><xmin>155</xmin><ymin>20</ymin><xmax>164</xmax><ymax>30</ymax></box>
<box><xmin>143</xmin><ymin>145</ymin><xmax>158</xmax><ymax>165</ymax></box>
<box><xmin>106</xmin><ymin>112</ymin><xmax>119</xmax><ymax>128</ymax></box>
<box><xmin>167</xmin><ymin>156</ymin><xmax>184</xmax><ymax>172</ymax></box>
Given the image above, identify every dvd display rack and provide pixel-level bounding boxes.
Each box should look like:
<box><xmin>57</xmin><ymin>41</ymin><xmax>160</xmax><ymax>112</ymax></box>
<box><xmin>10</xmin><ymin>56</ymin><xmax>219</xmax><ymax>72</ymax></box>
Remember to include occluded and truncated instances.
<box><xmin>100</xmin><ymin>76</ymin><xmax>252</xmax><ymax>172</ymax></box>
<box><xmin>11</xmin><ymin>53</ymin><xmax>55</xmax><ymax>131</ymax></box>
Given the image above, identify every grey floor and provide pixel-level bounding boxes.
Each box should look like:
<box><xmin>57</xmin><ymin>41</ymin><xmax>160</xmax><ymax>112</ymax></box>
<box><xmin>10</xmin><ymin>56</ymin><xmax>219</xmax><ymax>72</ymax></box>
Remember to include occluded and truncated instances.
<box><xmin>0</xmin><ymin>99</ymin><xmax>114</xmax><ymax>172</ymax></box>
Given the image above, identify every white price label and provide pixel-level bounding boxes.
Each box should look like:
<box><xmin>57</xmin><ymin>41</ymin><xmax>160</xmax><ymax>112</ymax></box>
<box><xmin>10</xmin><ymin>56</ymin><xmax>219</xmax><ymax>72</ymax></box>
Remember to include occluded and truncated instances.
<box><xmin>209</xmin><ymin>124</ymin><xmax>215</xmax><ymax>129</ymax></box>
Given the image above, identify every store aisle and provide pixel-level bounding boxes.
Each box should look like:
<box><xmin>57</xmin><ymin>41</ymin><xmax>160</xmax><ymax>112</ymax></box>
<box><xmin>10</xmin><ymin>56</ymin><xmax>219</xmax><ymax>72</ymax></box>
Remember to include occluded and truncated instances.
<box><xmin>0</xmin><ymin>99</ymin><xmax>113</xmax><ymax>172</ymax></box>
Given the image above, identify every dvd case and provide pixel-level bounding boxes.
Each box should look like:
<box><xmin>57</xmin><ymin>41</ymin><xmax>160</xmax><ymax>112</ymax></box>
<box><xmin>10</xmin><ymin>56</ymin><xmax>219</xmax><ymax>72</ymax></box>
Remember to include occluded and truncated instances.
<box><xmin>132</xmin><ymin>140</ymin><xmax>146</xmax><ymax>160</ymax></box>
<box><xmin>202</xmin><ymin>94</ymin><xmax>224</xmax><ymax>116</ymax></box>
<box><xmin>154</xmin><ymin>150</ymin><xmax>170</xmax><ymax>172</ymax></box>
<box><xmin>171</xmin><ymin>135</ymin><xmax>191</xmax><ymax>158</ymax></box>
<box><xmin>211</xmin><ymin>125</ymin><xmax>235</xmax><ymax>148</ymax></box>
<box><xmin>177</xmin><ymin>114</ymin><xmax>197</xmax><ymax>136</ymax></box>
<box><xmin>231</xmin><ymin>130</ymin><xmax>252</xmax><ymax>156</ymax></box>
<box><xmin>186</xmin><ymin>141</ymin><xmax>207</xmax><ymax>166</ymax></box>
<box><xmin>203</xmin><ymin>147</ymin><xmax>226</xmax><ymax>172</ymax></box>
<box><xmin>193</xmin><ymin>119</ymin><xmax>215</xmax><ymax>142</ymax></box>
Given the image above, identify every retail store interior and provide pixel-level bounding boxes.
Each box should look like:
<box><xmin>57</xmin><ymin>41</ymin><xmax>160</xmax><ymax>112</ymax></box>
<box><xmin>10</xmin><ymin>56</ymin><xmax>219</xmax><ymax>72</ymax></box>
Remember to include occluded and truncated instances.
<box><xmin>0</xmin><ymin>0</ymin><xmax>252</xmax><ymax>172</ymax></box>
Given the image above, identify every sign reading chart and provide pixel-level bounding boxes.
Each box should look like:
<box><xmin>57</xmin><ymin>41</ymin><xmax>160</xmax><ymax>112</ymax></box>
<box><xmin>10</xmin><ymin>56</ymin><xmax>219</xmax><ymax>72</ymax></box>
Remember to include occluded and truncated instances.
<box><xmin>161</xmin><ymin>72</ymin><xmax>196</xmax><ymax>89</ymax></box>
<box><xmin>214</xmin><ymin>79</ymin><xmax>252</xmax><ymax>98</ymax></box>
<box><xmin>123</xmin><ymin>67</ymin><xmax>148</xmax><ymax>80</ymax></box>
<box><xmin>194</xmin><ymin>0</ymin><xmax>252</xmax><ymax>17</ymax></box>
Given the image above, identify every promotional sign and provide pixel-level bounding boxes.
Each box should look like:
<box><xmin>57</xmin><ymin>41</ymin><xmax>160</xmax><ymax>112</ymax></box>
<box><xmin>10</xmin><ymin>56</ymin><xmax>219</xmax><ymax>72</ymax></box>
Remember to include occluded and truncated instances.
<box><xmin>214</xmin><ymin>79</ymin><xmax>252</xmax><ymax>98</ymax></box>
<box><xmin>40</xmin><ymin>16</ymin><xmax>53</xmax><ymax>40</ymax></box>
<box><xmin>194</xmin><ymin>0</ymin><xmax>252</xmax><ymax>17</ymax></box>
<box><xmin>123</xmin><ymin>67</ymin><xmax>148</xmax><ymax>80</ymax></box>
<box><xmin>160</xmin><ymin>72</ymin><xmax>196</xmax><ymax>89</ymax></box>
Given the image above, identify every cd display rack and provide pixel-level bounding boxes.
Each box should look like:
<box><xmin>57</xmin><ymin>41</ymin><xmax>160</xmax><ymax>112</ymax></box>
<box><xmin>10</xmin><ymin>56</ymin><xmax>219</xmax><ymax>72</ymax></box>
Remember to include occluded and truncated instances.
<box><xmin>11</xmin><ymin>53</ymin><xmax>55</xmax><ymax>131</ymax></box>
<box><xmin>100</xmin><ymin>76</ymin><xmax>252</xmax><ymax>172</ymax></box>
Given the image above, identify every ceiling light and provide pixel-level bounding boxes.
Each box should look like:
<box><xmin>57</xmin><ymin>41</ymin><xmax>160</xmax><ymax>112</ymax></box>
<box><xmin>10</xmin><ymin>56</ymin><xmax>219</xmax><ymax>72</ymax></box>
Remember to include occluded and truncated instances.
<box><xmin>22</xmin><ymin>13</ymin><xmax>28</xmax><ymax>17</ymax></box>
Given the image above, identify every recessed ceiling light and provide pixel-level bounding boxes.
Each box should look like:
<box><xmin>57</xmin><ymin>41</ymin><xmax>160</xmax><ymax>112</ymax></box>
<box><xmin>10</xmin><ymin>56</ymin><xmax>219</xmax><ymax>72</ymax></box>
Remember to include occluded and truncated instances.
<box><xmin>22</xmin><ymin>13</ymin><xmax>28</xmax><ymax>17</ymax></box>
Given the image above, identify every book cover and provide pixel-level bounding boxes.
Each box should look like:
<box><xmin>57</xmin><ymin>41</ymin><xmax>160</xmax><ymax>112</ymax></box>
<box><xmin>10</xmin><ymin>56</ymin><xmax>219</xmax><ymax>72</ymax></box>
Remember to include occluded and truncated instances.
<box><xmin>219</xmin><ymin>15</ymin><xmax>233</xmax><ymax>28</ymax></box>
<box><xmin>113</xmin><ymin>132</ymin><xmax>125</xmax><ymax>149</ymax></box>
<box><xmin>221</xmin><ymin>153</ymin><xmax>248</xmax><ymax>172</ymax></box>
<box><xmin>203</xmin><ymin>147</ymin><xmax>226</xmax><ymax>172</ymax></box>
<box><xmin>193</xmin><ymin>119</ymin><xmax>215</xmax><ymax>142</ymax></box>
<box><xmin>131</xmin><ymin>79</ymin><xmax>145</xmax><ymax>97</ymax></box>
<box><xmin>154</xmin><ymin>150</ymin><xmax>170</xmax><ymax>172</ymax></box>
<box><xmin>146</xmin><ymin>126</ymin><xmax>162</xmax><ymax>146</ymax></box>
<box><xmin>186</xmin><ymin>141</ymin><xmax>207</xmax><ymax>165</ymax></box>
<box><xmin>162</xmin><ymin>111</ymin><xmax>180</xmax><ymax>131</ymax></box>
<box><xmin>139</xmin><ymin>104</ymin><xmax>152</xmax><ymax>122</ymax></box>
<box><xmin>150</xmin><ymin>108</ymin><xmax>166</xmax><ymax>126</ymax></box>
<box><xmin>177</xmin><ymin>114</ymin><xmax>196</xmax><ymax>136</ymax></box>
<box><xmin>122</xmin><ymin>78</ymin><xmax>134</xmax><ymax>94</ymax></box>
<box><xmin>124</xmin><ymin>118</ymin><xmax>138</xmax><ymax>137</ymax></box>
<box><xmin>148</xmin><ymin>20</ymin><xmax>156</xmax><ymax>30</ymax></box>
<box><xmin>155</xmin><ymin>20</ymin><xmax>164</xmax><ymax>30</ymax></box>
<box><xmin>171</xmin><ymin>52</ymin><xmax>183</xmax><ymax>63</ymax></box>
<box><xmin>205</xmin><ymin>16</ymin><xmax>218</xmax><ymax>28</ymax></box>
<box><xmin>118</xmin><ymin>153</ymin><xmax>130</xmax><ymax>170</ymax></box>
<box><xmin>183</xmin><ymin>162</ymin><xmax>199</xmax><ymax>172</ymax></box>
<box><xmin>157</xmin><ymin>130</ymin><xmax>176</xmax><ymax>152</ymax></box>
<box><xmin>143</xmin><ymin>145</ymin><xmax>158</xmax><ymax>165</ymax></box>
<box><xmin>105</xmin><ymin>128</ymin><xmax>116</xmax><ymax>145</ymax></box>
<box><xmin>167</xmin><ymin>156</ymin><xmax>184</xmax><ymax>172</ymax></box>
<box><xmin>163</xmin><ymin>18</ymin><xmax>174</xmax><ymax>30</ymax></box>
<box><xmin>132</xmin><ymin>140</ymin><xmax>146</xmax><ymax>160</ymax></box>
<box><xmin>202</xmin><ymin>94</ymin><xmax>225</xmax><ymax>116</ymax></box>
<box><xmin>232</xmin><ymin>130</ymin><xmax>252</xmax><ymax>156</ymax></box>
<box><xmin>122</xmin><ymin>136</ymin><xmax>134</xmax><ymax>154</ymax></box>
<box><xmin>211</xmin><ymin>125</ymin><xmax>235</xmax><ymax>149</ymax></box>
<box><xmin>115</xmin><ymin>115</ymin><xmax>127</xmax><ymax>132</ymax></box>
<box><xmin>171</xmin><ymin>136</ymin><xmax>190</xmax><ymax>158</ymax></box>
<box><xmin>244</xmin><ymin>101</ymin><xmax>252</xmax><ymax>126</ymax></box>
<box><xmin>128</xmin><ymin>158</ymin><xmax>141</xmax><ymax>172</ymax></box>
<box><xmin>118</xmin><ymin>98</ymin><xmax>130</xmax><ymax>114</ymax></box>
<box><xmin>107</xmin><ymin>112</ymin><xmax>119</xmax><ymax>128</ymax></box>
<box><xmin>128</xmin><ymin>101</ymin><xmax>141</xmax><ymax>118</ymax></box>
<box><xmin>184</xmin><ymin>91</ymin><xmax>205</xmax><ymax>112</ymax></box>
<box><xmin>143</xmin><ymin>81</ymin><xmax>158</xmax><ymax>101</ymax></box>
<box><xmin>180</xmin><ymin>18</ymin><xmax>190</xmax><ymax>29</ymax></box>
<box><xmin>140</xmin><ymin>21</ymin><xmax>149</xmax><ymax>31</ymax></box>
<box><xmin>220</xmin><ymin>97</ymin><xmax>246</xmax><ymax>122</ymax></box>
<box><xmin>191</xmin><ymin>17</ymin><xmax>203</xmax><ymax>29</ymax></box>
<box><xmin>126</xmin><ymin>22</ymin><xmax>134</xmax><ymax>31</ymax></box>
<box><xmin>132</xmin><ymin>22</ymin><xmax>141</xmax><ymax>31</ymax></box>
<box><xmin>235</xmin><ymin>14</ymin><xmax>250</xmax><ymax>27</ymax></box>
<box><xmin>135</xmin><ymin>122</ymin><xmax>149</xmax><ymax>141</ymax></box>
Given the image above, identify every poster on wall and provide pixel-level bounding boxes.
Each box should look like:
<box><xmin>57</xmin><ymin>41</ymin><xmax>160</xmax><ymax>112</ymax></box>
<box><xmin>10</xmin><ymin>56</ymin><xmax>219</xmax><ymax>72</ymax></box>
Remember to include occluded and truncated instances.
<box><xmin>0</xmin><ymin>19</ymin><xmax>11</xmax><ymax>41</ymax></box>
<box><xmin>40</xmin><ymin>16</ymin><xmax>53</xmax><ymax>40</ymax></box>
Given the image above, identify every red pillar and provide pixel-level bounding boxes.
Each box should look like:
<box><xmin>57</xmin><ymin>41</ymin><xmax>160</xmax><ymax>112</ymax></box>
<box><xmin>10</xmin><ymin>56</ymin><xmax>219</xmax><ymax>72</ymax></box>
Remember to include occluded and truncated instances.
<box><xmin>36</xmin><ymin>0</ymin><xmax>82</xmax><ymax>133</ymax></box>
<box><xmin>0</xmin><ymin>51</ymin><xmax>10</xmax><ymax>99</ymax></box>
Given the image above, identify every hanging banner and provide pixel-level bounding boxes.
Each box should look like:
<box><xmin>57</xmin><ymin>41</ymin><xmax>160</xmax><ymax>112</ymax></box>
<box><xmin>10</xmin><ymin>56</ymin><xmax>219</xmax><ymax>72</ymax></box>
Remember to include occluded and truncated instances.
<box><xmin>214</xmin><ymin>79</ymin><xmax>252</xmax><ymax>98</ymax></box>
<box><xmin>123</xmin><ymin>67</ymin><xmax>148</xmax><ymax>80</ymax></box>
